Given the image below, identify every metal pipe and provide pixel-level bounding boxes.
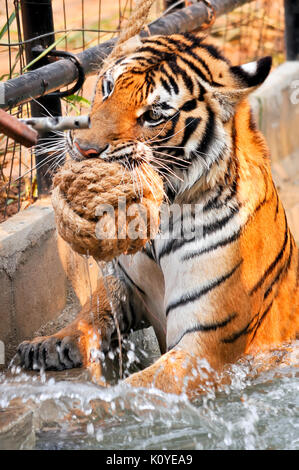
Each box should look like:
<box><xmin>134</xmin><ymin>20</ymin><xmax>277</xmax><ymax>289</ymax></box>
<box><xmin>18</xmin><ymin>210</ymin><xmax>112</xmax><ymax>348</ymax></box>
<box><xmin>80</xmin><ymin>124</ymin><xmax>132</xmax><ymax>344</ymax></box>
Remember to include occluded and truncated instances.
<box><xmin>0</xmin><ymin>0</ymin><xmax>253</xmax><ymax>111</ymax></box>
<box><xmin>0</xmin><ymin>109</ymin><xmax>38</xmax><ymax>148</ymax></box>
<box><xmin>20</xmin><ymin>0</ymin><xmax>63</xmax><ymax>194</ymax></box>
<box><xmin>21</xmin><ymin>115</ymin><xmax>91</xmax><ymax>132</ymax></box>
<box><xmin>0</xmin><ymin>111</ymin><xmax>89</xmax><ymax>148</ymax></box>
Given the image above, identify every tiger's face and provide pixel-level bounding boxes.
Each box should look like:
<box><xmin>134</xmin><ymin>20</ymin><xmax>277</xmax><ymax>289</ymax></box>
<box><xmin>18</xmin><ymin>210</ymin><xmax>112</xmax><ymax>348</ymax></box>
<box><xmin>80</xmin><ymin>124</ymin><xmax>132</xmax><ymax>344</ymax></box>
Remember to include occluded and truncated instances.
<box><xmin>68</xmin><ymin>34</ymin><xmax>271</xmax><ymax>195</ymax></box>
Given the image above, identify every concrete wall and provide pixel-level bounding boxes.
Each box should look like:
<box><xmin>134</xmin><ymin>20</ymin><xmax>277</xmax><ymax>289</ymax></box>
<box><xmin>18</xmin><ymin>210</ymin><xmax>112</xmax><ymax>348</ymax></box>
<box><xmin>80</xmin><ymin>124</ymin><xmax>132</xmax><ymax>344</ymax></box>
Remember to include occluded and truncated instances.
<box><xmin>0</xmin><ymin>61</ymin><xmax>299</xmax><ymax>366</ymax></box>
<box><xmin>0</xmin><ymin>199</ymin><xmax>100</xmax><ymax>366</ymax></box>
<box><xmin>250</xmin><ymin>61</ymin><xmax>299</xmax><ymax>164</ymax></box>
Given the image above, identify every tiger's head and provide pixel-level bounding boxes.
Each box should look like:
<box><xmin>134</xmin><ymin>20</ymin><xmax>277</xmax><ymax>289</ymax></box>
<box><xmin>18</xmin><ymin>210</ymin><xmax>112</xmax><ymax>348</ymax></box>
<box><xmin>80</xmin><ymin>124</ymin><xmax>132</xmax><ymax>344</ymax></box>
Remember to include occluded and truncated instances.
<box><xmin>67</xmin><ymin>33</ymin><xmax>271</xmax><ymax>197</ymax></box>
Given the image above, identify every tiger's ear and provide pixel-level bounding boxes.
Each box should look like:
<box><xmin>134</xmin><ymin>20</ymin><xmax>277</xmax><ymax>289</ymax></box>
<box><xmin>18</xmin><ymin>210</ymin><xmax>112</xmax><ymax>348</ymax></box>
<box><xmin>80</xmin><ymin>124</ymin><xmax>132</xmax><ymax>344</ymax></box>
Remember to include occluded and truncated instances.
<box><xmin>230</xmin><ymin>56</ymin><xmax>272</xmax><ymax>89</ymax></box>
<box><xmin>213</xmin><ymin>56</ymin><xmax>272</xmax><ymax>122</ymax></box>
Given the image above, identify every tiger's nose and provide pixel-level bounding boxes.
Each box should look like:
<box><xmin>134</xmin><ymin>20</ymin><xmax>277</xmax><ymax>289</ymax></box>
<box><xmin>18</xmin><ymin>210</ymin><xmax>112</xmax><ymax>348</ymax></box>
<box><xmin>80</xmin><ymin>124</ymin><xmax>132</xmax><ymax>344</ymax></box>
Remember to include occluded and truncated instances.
<box><xmin>74</xmin><ymin>140</ymin><xmax>108</xmax><ymax>158</ymax></box>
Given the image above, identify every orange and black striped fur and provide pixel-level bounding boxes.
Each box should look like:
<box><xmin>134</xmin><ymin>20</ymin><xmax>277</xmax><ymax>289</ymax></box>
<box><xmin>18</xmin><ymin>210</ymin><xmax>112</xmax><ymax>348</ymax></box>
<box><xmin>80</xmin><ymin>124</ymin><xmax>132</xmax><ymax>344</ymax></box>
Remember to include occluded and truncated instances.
<box><xmin>17</xmin><ymin>34</ymin><xmax>299</xmax><ymax>397</ymax></box>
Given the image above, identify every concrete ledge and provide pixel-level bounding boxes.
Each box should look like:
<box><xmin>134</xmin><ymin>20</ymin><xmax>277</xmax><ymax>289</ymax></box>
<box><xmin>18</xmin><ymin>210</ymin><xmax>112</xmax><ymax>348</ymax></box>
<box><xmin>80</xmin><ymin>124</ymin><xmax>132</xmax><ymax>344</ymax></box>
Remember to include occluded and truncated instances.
<box><xmin>0</xmin><ymin>61</ymin><xmax>299</xmax><ymax>366</ymax></box>
<box><xmin>0</xmin><ymin>199</ymin><xmax>100</xmax><ymax>366</ymax></box>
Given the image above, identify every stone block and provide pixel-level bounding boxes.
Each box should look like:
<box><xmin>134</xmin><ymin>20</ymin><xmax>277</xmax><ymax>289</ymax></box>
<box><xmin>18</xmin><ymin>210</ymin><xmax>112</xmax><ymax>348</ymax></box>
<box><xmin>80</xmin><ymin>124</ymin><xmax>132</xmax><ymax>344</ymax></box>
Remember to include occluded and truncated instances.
<box><xmin>13</xmin><ymin>232</ymin><xmax>67</xmax><ymax>341</ymax></box>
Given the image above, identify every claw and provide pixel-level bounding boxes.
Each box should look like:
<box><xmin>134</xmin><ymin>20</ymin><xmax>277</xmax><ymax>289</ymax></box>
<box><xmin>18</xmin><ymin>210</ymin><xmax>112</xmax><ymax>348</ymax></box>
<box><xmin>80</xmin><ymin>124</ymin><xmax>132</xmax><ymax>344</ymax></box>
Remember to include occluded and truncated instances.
<box><xmin>17</xmin><ymin>335</ymin><xmax>84</xmax><ymax>371</ymax></box>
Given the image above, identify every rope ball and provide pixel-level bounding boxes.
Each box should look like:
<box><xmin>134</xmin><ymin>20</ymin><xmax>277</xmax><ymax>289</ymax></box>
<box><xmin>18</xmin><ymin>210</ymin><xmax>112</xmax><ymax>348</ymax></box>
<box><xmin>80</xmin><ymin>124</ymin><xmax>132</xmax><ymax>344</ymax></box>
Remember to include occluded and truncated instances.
<box><xmin>51</xmin><ymin>159</ymin><xmax>164</xmax><ymax>261</ymax></box>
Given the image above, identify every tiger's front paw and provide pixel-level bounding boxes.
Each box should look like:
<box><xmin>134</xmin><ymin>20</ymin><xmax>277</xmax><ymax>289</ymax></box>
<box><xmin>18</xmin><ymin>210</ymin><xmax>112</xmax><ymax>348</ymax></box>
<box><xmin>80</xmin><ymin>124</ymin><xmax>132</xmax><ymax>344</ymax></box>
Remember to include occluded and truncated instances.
<box><xmin>17</xmin><ymin>334</ymin><xmax>84</xmax><ymax>371</ymax></box>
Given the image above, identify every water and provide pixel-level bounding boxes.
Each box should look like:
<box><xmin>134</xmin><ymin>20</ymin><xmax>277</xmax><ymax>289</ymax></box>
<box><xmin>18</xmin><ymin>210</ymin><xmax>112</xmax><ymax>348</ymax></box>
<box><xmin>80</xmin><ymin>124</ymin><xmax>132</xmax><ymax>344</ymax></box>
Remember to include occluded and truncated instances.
<box><xmin>0</xmin><ymin>342</ymin><xmax>298</xmax><ymax>450</ymax></box>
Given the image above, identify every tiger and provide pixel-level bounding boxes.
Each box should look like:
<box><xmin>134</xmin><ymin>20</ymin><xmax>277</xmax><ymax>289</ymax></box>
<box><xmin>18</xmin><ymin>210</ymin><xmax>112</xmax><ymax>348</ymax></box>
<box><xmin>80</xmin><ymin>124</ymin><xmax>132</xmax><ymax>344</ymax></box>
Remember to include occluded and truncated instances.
<box><xmin>17</xmin><ymin>33</ymin><xmax>299</xmax><ymax>397</ymax></box>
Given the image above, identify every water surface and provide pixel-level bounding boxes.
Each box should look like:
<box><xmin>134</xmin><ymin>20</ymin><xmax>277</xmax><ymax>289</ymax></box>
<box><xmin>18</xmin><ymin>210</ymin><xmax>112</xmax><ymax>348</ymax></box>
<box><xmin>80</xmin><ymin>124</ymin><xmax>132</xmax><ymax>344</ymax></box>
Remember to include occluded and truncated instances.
<box><xmin>0</xmin><ymin>342</ymin><xmax>298</xmax><ymax>450</ymax></box>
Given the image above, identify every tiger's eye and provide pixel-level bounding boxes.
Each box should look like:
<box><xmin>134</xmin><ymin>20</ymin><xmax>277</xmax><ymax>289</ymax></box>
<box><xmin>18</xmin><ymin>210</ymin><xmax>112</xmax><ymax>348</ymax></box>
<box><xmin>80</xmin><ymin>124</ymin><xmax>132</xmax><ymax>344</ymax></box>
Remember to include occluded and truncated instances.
<box><xmin>143</xmin><ymin>108</ymin><xmax>164</xmax><ymax>124</ymax></box>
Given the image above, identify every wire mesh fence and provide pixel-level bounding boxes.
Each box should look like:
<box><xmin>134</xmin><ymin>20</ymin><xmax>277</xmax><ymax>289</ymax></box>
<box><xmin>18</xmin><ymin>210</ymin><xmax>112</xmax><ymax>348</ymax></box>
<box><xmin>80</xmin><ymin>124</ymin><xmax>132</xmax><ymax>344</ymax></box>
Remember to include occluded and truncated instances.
<box><xmin>0</xmin><ymin>0</ymin><xmax>286</xmax><ymax>222</ymax></box>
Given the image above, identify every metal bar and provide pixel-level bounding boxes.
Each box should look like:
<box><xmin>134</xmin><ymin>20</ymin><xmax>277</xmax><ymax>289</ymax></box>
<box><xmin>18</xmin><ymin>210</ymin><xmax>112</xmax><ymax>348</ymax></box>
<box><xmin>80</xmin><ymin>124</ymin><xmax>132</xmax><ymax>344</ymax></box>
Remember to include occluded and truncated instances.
<box><xmin>0</xmin><ymin>108</ymin><xmax>38</xmax><ymax>148</ymax></box>
<box><xmin>20</xmin><ymin>0</ymin><xmax>63</xmax><ymax>194</ymax></box>
<box><xmin>21</xmin><ymin>115</ymin><xmax>91</xmax><ymax>132</ymax></box>
<box><xmin>1</xmin><ymin>0</ymin><xmax>252</xmax><ymax>112</ymax></box>
<box><xmin>284</xmin><ymin>0</ymin><xmax>299</xmax><ymax>61</ymax></box>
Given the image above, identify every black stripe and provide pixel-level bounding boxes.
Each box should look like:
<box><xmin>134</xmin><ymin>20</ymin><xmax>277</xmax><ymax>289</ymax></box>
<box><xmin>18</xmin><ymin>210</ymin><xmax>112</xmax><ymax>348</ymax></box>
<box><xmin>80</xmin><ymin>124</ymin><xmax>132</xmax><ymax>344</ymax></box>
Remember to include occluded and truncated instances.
<box><xmin>160</xmin><ymin>102</ymin><xmax>173</xmax><ymax>110</ymax></box>
<box><xmin>162</xmin><ymin>35</ymin><xmax>194</xmax><ymax>50</ymax></box>
<box><xmin>222</xmin><ymin>309</ymin><xmax>261</xmax><ymax>344</ymax></box>
<box><xmin>274</xmin><ymin>186</ymin><xmax>280</xmax><ymax>220</ymax></box>
<box><xmin>180</xmin><ymin>116</ymin><xmax>201</xmax><ymax>147</ymax></box>
<box><xmin>168</xmin><ymin>312</ymin><xmax>237</xmax><ymax>350</ymax></box>
<box><xmin>203</xmin><ymin>207</ymin><xmax>239</xmax><ymax>237</ymax></box>
<box><xmin>186</xmin><ymin>51</ymin><xmax>214</xmax><ymax>82</ymax></box>
<box><xmin>251</xmin><ymin>167</ymin><xmax>272</xmax><ymax>215</ymax></box>
<box><xmin>165</xmin><ymin>260</ymin><xmax>243</xmax><ymax>316</ymax></box>
<box><xmin>158</xmin><ymin>207</ymin><xmax>238</xmax><ymax>262</ymax></box>
<box><xmin>222</xmin><ymin>239</ymin><xmax>293</xmax><ymax>343</ymax></box>
<box><xmin>202</xmin><ymin>186</ymin><xmax>224</xmax><ymax>212</ymax></box>
<box><xmin>249</xmin><ymin>213</ymin><xmax>289</xmax><ymax>296</ymax></box>
<box><xmin>223</xmin><ymin>238</ymin><xmax>293</xmax><ymax>345</ymax></box>
<box><xmin>200</xmin><ymin>43</ymin><xmax>229</xmax><ymax>63</ymax></box>
<box><xmin>222</xmin><ymin>321</ymin><xmax>254</xmax><ymax>344</ymax></box>
<box><xmin>197</xmin><ymin>81</ymin><xmax>205</xmax><ymax>101</ymax></box>
<box><xmin>169</xmin><ymin>60</ymin><xmax>194</xmax><ymax>93</ymax></box>
<box><xmin>203</xmin><ymin>180</ymin><xmax>238</xmax><ymax>213</ymax></box>
<box><xmin>144</xmin><ymin>77</ymin><xmax>153</xmax><ymax>97</ymax></box>
<box><xmin>158</xmin><ymin>111</ymin><xmax>180</xmax><ymax>142</ymax></box>
<box><xmin>179</xmin><ymin>55</ymin><xmax>210</xmax><ymax>85</ymax></box>
<box><xmin>137</xmin><ymin>45</ymin><xmax>166</xmax><ymax>57</ymax></box>
<box><xmin>180</xmin><ymin>99</ymin><xmax>198</xmax><ymax>112</ymax></box>
<box><xmin>179</xmin><ymin>55</ymin><xmax>223</xmax><ymax>88</ymax></box>
<box><xmin>206</xmin><ymin>186</ymin><xmax>236</xmax><ymax>212</ymax></box>
<box><xmin>182</xmin><ymin>230</ymin><xmax>241</xmax><ymax>261</ymax></box>
<box><xmin>190</xmin><ymin>106</ymin><xmax>215</xmax><ymax>161</ymax></box>
<box><xmin>264</xmin><ymin>234</ymin><xmax>293</xmax><ymax>300</ymax></box>
<box><xmin>160</xmin><ymin>65</ymin><xmax>179</xmax><ymax>94</ymax></box>
<box><xmin>131</xmin><ymin>56</ymin><xmax>157</xmax><ymax>65</ymax></box>
<box><xmin>250</xmin><ymin>301</ymin><xmax>274</xmax><ymax>344</ymax></box>
<box><xmin>160</xmin><ymin>77</ymin><xmax>172</xmax><ymax>94</ymax></box>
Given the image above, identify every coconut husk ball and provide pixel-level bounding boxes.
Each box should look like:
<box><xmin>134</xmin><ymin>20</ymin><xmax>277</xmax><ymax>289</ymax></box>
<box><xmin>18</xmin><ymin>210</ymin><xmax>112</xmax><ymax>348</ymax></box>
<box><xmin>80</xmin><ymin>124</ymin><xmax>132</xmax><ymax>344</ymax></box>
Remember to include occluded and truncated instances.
<box><xmin>51</xmin><ymin>159</ymin><xmax>164</xmax><ymax>261</ymax></box>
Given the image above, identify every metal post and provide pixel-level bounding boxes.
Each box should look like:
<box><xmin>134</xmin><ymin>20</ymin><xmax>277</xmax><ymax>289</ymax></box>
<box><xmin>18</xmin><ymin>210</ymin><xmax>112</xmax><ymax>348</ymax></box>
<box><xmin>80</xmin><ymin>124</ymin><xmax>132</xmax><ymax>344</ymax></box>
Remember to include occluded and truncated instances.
<box><xmin>284</xmin><ymin>0</ymin><xmax>299</xmax><ymax>61</ymax></box>
<box><xmin>20</xmin><ymin>0</ymin><xmax>62</xmax><ymax>194</ymax></box>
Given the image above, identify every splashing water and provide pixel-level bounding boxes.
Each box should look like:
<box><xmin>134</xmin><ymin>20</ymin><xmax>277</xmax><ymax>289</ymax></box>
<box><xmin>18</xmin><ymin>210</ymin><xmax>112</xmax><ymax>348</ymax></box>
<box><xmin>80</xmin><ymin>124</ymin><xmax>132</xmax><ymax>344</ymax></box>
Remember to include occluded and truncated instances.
<box><xmin>0</xmin><ymin>341</ymin><xmax>298</xmax><ymax>450</ymax></box>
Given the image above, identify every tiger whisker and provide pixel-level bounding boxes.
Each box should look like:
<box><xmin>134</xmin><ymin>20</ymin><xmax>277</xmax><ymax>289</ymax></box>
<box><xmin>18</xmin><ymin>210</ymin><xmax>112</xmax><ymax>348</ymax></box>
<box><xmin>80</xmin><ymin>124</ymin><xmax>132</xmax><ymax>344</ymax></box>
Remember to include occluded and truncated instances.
<box><xmin>150</xmin><ymin>151</ymin><xmax>190</xmax><ymax>169</ymax></box>
<box><xmin>142</xmin><ymin>157</ymin><xmax>184</xmax><ymax>187</ymax></box>
<box><xmin>135</xmin><ymin>160</ymin><xmax>163</xmax><ymax>203</ymax></box>
<box><xmin>147</xmin><ymin>117</ymin><xmax>199</xmax><ymax>146</ymax></box>
<box><xmin>143</xmin><ymin>110</ymin><xmax>181</xmax><ymax>145</ymax></box>
<box><xmin>141</xmin><ymin>143</ymin><xmax>190</xmax><ymax>168</ymax></box>
<box><xmin>145</xmin><ymin>155</ymin><xmax>184</xmax><ymax>181</ymax></box>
